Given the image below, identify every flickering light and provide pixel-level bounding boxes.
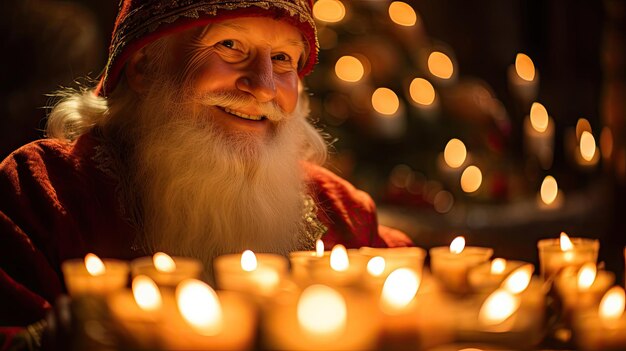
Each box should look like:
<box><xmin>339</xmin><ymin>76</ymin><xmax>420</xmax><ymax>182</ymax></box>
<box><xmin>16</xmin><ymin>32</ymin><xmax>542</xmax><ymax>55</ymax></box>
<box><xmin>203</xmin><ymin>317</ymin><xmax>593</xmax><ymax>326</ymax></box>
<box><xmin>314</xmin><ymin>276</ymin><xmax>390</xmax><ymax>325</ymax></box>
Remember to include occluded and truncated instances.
<box><xmin>132</xmin><ymin>275</ymin><xmax>162</xmax><ymax>312</ymax></box>
<box><xmin>380</xmin><ymin>268</ymin><xmax>420</xmax><ymax>313</ymax></box>
<box><xmin>315</xmin><ymin>239</ymin><xmax>325</xmax><ymax>257</ymax></box>
<box><xmin>580</xmin><ymin>131</ymin><xmax>597</xmax><ymax>162</ymax></box>
<box><xmin>367</xmin><ymin>256</ymin><xmax>386</xmax><ymax>277</ymax></box>
<box><xmin>335</xmin><ymin>56</ymin><xmax>364</xmax><ymax>82</ymax></box>
<box><xmin>560</xmin><ymin>232</ymin><xmax>574</xmax><ymax>251</ymax></box>
<box><xmin>576</xmin><ymin>118</ymin><xmax>592</xmax><ymax>140</ymax></box>
<box><xmin>540</xmin><ymin>176</ymin><xmax>558</xmax><ymax>205</ymax></box>
<box><xmin>501</xmin><ymin>264</ymin><xmax>534</xmax><ymax>294</ymax></box>
<box><xmin>428</xmin><ymin>51</ymin><xmax>454</xmax><ymax>79</ymax></box>
<box><xmin>600</xmin><ymin>127</ymin><xmax>614</xmax><ymax>160</ymax></box>
<box><xmin>330</xmin><ymin>244</ymin><xmax>349</xmax><ymax>272</ymax></box>
<box><xmin>515</xmin><ymin>53</ymin><xmax>535</xmax><ymax>81</ymax></box>
<box><xmin>599</xmin><ymin>286</ymin><xmax>625</xmax><ymax>321</ymax></box>
<box><xmin>443</xmin><ymin>138</ymin><xmax>467</xmax><ymax>168</ymax></box>
<box><xmin>371</xmin><ymin>87</ymin><xmax>400</xmax><ymax>116</ymax></box>
<box><xmin>460</xmin><ymin>165</ymin><xmax>482</xmax><ymax>193</ymax></box>
<box><xmin>176</xmin><ymin>279</ymin><xmax>223</xmax><ymax>335</ymax></box>
<box><xmin>409</xmin><ymin>78</ymin><xmax>435</xmax><ymax>106</ymax></box>
<box><xmin>491</xmin><ymin>258</ymin><xmax>507</xmax><ymax>275</ymax></box>
<box><xmin>85</xmin><ymin>253</ymin><xmax>105</xmax><ymax>276</ymax></box>
<box><xmin>529</xmin><ymin>102</ymin><xmax>549</xmax><ymax>133</ymax></box>
<box><xmin>313</xmin><ymin>0</ymin><xmax>346</xmax><ymax>23</ymax></box>
<box><xmin>297</xmin><ymin>285</ymin><xmax>346</xmax><ymax>335</ymax></box>
<box><xmin>241</xmin><ymin>250</ymin><xmax>257</xmax><ymax>272</ymax></box>
<box><xmin>479</xmin><ymin>289</ymin><xmax>520</xmax><ymax>325</ymax></box>
<box><xmin>577</xmin><ymin>263</ymin><xmax>597</xmax><ymax>290</ymax></box>
<box><xmin>153</xmin><ymin>252</ymin><xmax>176</xmax><ymax>273</ymax></box>
<box><xmin>388</xmin><ymin>1</ymin><xmax>417</xmax><ymax>26</ymax></box>
<box><xmin>450</xmin><ymin>236</ymin><xmax>466</xmax><ymax>254</ymax></box>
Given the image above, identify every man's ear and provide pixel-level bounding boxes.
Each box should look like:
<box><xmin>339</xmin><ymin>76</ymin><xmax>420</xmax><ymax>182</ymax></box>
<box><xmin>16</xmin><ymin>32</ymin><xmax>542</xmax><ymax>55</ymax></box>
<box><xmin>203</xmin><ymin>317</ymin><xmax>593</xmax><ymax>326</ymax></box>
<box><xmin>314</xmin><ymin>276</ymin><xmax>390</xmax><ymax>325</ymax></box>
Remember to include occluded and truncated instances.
<box><xmin>125</xmin><ymin>48</ymin><xmax>149</xmax><ymax>93</ymax></box>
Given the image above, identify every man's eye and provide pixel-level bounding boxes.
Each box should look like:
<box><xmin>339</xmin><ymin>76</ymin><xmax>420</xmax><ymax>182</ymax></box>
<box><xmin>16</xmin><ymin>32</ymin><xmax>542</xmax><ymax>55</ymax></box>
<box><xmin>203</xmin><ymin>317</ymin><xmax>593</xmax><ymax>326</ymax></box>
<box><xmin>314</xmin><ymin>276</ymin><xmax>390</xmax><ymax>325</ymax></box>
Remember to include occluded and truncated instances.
<box><xmin>219</xmin><ymin>40</ymin><xmax>236</xmax><ymax>49</ymax></box>
<box><xmin>272</xmin><ymin>53</ymin><xmax>292</xmax><ymax>62</ymax></box>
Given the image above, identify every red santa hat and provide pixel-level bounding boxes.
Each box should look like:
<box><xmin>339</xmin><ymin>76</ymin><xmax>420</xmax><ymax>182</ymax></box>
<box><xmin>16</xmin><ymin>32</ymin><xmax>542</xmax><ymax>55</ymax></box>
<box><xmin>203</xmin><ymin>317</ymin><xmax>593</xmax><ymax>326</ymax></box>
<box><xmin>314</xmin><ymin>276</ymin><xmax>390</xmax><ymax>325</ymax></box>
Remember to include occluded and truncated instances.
<box><xmin>96</xmin><ymin>0</ymin><xmax>319</xmax><ymax>96</ymax></box>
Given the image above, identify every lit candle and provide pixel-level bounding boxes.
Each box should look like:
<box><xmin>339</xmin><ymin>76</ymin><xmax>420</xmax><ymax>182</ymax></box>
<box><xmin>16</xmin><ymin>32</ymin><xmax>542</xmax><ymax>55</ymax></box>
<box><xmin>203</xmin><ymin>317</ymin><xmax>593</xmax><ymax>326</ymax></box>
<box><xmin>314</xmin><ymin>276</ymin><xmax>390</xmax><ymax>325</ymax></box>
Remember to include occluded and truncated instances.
<box><xmin>289</xmin><ymin>239</ymin><xmax>327</xmax><ymax>286</ymax></box>
<box><xmin>555</xmin><ymin>263</ymin><xmax>615</xmax><ymax>319</ymax></box>
<box><xmin>468</xmin><ymin>258</ymin><xmax>529</xmax><ymax>293</ymax></box>
<box><xmin>61</xmin><ymin>253</ymin><xmax>129</xmax><ymax>296</ymax></box>
<box><xmin>572</xmin><ymin>286</ymin><xmax>626</xmax><ymax>350</ymax></box>
<box><xmin>523</xmin><ymin>102</ymin><xmax>555</xmax><ymax>170</ymax></box>
<box><xmin>429</xmin><ymin>236</ymin><xmax>493</xmax><ymax>294</ymax></box>
<box><xmin>537</xmin><ymin>232</ymin><xmax>599</xmax><ymax>282</ymax></box>
<box><xmin>507</xmin><ymin>53</ymin><xmax>539</xmax><ymax>109</ymax></box>
<box><xmin>130</xmin><ymin>252</ymin><xmax>202</xmax><ymax>288</ymax></box>
<box><xmin>308</xmin><ymin>244</ymin><xmax>369</xmax><ymax>288</ymax></box>
<box><xmin>359</xmin><ymin>246</ymin><xmax>427</xmax><ymax>290</ymax></box>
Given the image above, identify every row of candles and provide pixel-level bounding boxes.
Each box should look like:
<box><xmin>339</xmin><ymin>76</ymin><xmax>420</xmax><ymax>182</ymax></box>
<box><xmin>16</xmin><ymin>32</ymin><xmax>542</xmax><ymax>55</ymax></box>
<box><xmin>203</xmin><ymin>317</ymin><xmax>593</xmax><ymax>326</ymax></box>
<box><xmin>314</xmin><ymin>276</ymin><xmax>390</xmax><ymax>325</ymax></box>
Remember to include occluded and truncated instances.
<box><xmin>61</xmin><ymin>232</ymin><xmax>626</xmax><ymax>350</ymax></box>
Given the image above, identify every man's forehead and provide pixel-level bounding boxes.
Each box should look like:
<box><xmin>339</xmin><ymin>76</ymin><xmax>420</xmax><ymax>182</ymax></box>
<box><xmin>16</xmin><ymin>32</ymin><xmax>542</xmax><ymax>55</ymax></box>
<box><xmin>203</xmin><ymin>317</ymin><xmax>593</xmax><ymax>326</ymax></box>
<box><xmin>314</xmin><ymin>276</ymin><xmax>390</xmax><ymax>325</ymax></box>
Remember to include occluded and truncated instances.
<box><xmin>206</xmin><ymin>19</ymin><xmax>306</xmax><ymax>48</ymax></box>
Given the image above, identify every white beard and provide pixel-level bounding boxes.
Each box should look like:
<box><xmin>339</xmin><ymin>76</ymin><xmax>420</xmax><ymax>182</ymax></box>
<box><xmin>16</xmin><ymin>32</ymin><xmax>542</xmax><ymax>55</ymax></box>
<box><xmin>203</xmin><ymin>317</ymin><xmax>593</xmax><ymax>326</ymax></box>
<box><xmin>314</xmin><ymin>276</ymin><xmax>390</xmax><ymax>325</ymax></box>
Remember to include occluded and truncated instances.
<box><xmin>124</xmin><ymin>81</ymin><xmax>310</xmax><ymax>276</ymax></box>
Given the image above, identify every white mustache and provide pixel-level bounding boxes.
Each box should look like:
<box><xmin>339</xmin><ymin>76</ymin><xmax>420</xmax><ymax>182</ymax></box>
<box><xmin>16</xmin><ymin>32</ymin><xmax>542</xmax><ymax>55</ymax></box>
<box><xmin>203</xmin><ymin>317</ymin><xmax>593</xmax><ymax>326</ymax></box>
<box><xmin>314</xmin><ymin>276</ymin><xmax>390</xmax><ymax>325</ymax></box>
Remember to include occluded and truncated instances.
<box><xmin>194</xmin><ymin>91</ymin><xmax>288</xmax><ymax>122</ymax></box>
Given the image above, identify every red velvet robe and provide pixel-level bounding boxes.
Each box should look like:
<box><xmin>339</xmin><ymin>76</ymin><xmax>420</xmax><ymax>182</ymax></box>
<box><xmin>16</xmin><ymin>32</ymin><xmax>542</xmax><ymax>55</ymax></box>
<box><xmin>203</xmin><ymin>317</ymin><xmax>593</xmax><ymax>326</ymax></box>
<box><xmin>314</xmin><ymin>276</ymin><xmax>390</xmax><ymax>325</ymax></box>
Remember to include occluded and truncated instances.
<box><xmin>0</xmin><ymin>132</ymin><xmax>412</xmax><ymax>347</ymax></box>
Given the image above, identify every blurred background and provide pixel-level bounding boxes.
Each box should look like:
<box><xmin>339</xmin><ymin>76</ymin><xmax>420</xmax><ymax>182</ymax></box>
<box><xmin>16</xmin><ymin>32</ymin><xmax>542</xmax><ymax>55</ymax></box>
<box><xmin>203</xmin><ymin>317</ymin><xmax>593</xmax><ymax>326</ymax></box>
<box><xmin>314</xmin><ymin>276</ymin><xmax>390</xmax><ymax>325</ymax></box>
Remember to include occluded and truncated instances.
<box><xmin>3</xmin><ymin>0</ymin><xmax>625</xmax><ymax>280</ymax></box>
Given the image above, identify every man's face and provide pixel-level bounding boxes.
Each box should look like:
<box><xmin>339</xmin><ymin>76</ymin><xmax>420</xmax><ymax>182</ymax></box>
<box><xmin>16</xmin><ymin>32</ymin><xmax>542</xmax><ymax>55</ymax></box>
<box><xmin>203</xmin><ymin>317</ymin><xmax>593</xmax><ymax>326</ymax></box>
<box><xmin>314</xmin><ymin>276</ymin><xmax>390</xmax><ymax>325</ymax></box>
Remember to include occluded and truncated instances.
<box><xmin>167</xmin><ymin>16</ymin><xmax>306</xmax><ymax>140</ymax></box>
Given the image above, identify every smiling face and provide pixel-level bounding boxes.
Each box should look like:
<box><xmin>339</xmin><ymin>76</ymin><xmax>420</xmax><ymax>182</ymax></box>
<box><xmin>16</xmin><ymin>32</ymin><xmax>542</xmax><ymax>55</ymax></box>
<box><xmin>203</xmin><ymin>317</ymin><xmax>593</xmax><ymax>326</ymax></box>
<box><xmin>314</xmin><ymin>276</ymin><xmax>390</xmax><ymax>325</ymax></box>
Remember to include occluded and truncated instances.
<box><xmin>163</xmin><ymin>16</ymin><xmax>307</xmax><ymax>140</ymax></box>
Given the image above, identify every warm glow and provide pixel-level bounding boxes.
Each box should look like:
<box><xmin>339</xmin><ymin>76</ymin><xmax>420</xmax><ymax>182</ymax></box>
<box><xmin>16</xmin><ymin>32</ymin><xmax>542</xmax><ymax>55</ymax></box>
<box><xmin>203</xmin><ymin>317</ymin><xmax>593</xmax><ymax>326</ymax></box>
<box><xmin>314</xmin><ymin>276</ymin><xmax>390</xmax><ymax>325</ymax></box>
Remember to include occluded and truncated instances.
<box><xmin>241</xmin><ymin>250</ymin><xmax>257</xmax><ymax>272</ymax></box>
<box><xmin>515</xmin><ymin>53</ymin><xmax>535</xmax><ymax>81</ymax></box>
<box><xmin>85</xmin><ymin>253</ymin><xmax>105</xmax><ymax>276</ymax></box>
<box><xmin>153</xmin><ymin>252</ymin><xmax>176</xmax><ymax>273</ymax></box>
<box><xmin>367</xmin><ymin>256</ymin><xmax>386</xmax><ymax>277</ymax></box>
<box><xmin>460</xmin><ymin>165</ymin><xmax>482</xmax><ymax>193</ymax></box>
<box><xmin>176</xmin><ymin>279</ymin><xmax>223</xmax><ymax>335</ymax></box>
<box><xmin>315</xmin><ymin>239</ymin><xmax>325</xmax><ymax>258</ymax></box>
<box><xmin>443</xmin><ymin>138</ymin><xmax>467</xmax><ymax>168</ymax></box>
<box><xmin>491</xmin><ymin>258</ymin><xmax>507</xmax><ymax>275</ymax></box>
<box><xmin>577</xmin><ymin>263</ymin><xmax>597</xmax><ymax>290</ymax></box>
<box><xmin>580</xmin><ymin>131</ymin><xmax>597</xmax><ymax>162</ymax></box>
<box><xmin>560</xmin><ymin>232</ymin><xmax>574</xmax><ymax>251</ymax></box>
<box><xmin>380</xmin><ymin>268</ymin><xmax>421</xmax><ymax>312</ymax></box>
<box><xmin>599</xmin><ymin>286</ymin><xmax>625</xmax><ymax>321</ymax></box>
<box><xmin>540</xmin><ymin>175</ymin><xmax>558</xmax><ymax>205</ymax></box>
<box><xmin>409</xmin><ymin>78</ymin><xmax>435</xmax><ymax>106</ymax></box>
<box><xmin>529</xmin><ymin>102</ymin><xmax>549</xmax><ymax>133</ymax></box>
<box><xmin>371</xmin><ymin>88</ymin><xmax>400</xmax><ymax>116</ymax></box>
<box><xmin>479</xmin><ymin>289</ymin><xmax>521</xmax><ymax>326</ymax></box>
<box><xmin>335</xmin><ymin>56</ymin><xmax>364</xmax><ymax>82</ymax></box>
<box><xmin>330</xmin><ymin>244</ymin><xmax>349</xmax><ymax>272</ymax></box>
<box><xmin>297</xmin><ymin>285</ymin><xmax>346</xmax><ymax>335</ymax></box>
<box><xmin>312</xmin><ymin>0</ymin><xmax>345</xmax><ymax>23</ymax></box>
<box><xmin>501</xmin><ymin>264</ymin><xmax>534</xmax><ymax>294</ymax></box>
<box><xmin>576</xmin><ymin>118</ymin><xmax>593</xmax><ymax>140</ymax></box>
<box><xmin>388</xmin><ymin>1</ymin><xmax>417</xmax><ymax>26</ymax></box>
<box><xmin>450</xmin><ymin>236</ymin><xmax>466</xmax><ymax>254</ymax></box>
<box><xmin>132</xmin><ymin>275</ymin><xmax>162</xmax><ymax>312</ymax></box>
<box><xmin>428</xmin><ymin>51</ymin><xmax>454</xmax><ymax>79</ymax></box>
<box><xmin>250</xmin><ymin>267</ymin><xmax>280</xmax><ymax>292</ymax></box>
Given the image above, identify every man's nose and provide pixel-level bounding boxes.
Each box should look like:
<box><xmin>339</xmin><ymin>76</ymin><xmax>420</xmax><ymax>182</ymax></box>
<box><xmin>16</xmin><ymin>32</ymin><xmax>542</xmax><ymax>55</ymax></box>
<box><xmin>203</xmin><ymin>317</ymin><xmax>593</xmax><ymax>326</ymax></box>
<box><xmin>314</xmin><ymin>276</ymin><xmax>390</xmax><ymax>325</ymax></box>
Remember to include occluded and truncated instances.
<box><xmin>235</xmin><ymin>53</ymin><xmax>276</xmax><ymax>102</ymax></box>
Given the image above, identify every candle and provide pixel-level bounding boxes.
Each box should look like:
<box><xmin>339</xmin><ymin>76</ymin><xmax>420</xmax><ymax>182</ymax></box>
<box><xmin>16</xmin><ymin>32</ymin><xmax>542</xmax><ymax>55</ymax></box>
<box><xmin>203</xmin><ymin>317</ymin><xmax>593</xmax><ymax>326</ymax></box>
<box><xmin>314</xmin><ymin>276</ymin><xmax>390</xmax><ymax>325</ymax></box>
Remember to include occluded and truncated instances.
<box><xmin>468</xmin><ymin>259</ymin><xmax>529</xmax><ymax>293</ymax></box>
<box><xmin>572</xmin><ymin>286</ymin><xmax>626</xmax><ymax>350</ymax></box>
<box><xmin>289</xmin><ymin>240</ymin><xmax>327</xmax><ymax>286</ymax></box>
<box><xmin>307</xmin><ymin>244</ymin><xmax>369</xmax><ymax>288</ymax></box>
<box><xmin>555</xmin><ymin>263</ymin><xmax>615</xmax><ymax>320</ymax></box>
<box><xmin>263</xmin><ymin>284</ymin><xmax>379</xmax><ymax>350</ymax></box>
<box><xmin>130</xmin><ymin>252</ymin><xmax>202</xmax><ymax>288</ymax></box>
<box><xmin>61</xmin><ymin>253</ymin><xmax>129</xmax><ymax>296</ymax></box>
<box><xmin>507</xmin><ymin>53</ymin><xmax>539</xmax><ymax>109</ymax></box>
<box><xmin>429</xmin><ymin>236</ymin><xmax>493</xmax><ymax>294</ymax></box>
<box><xmin>523</xmin><ymin>102</ymin><xmax>555</xmax><ymax>170</ymax></box>
<box><xmin>214</xmin><ymin>250</ymin><xmax>289</xmax><ymax>298</ymax></box>
<box><xmin>359</xmin><ymin>246</ymin><xmax>427</xmax><ymax>290</ymax></box>
<box><xmin>537</xmin><ymin>232</ymin><xmax>599</xmax><ymax>282</ymax></box>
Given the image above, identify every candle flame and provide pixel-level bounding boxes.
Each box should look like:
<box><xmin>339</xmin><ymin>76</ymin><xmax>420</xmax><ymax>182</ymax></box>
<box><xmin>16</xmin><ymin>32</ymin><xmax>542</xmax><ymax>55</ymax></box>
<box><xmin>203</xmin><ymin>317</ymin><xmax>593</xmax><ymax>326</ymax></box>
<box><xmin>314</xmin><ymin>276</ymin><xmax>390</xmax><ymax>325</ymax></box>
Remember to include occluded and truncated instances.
<box><xmin>132</xmin><ymin>275</ymin><xmax>162</xmax><ymax>312</ymax></box>
<box><xmin>372</xmin><ymin>87</ymin><xmax>400</xmax><ymax>116</ymax></box>
<box><xmin>460</xmin><ymin>165</ymin><xmax>482</xmax><ymax>193</ymax></box>
<box><xmin>540</xmin><ymin>176</ymin><xmax>558</xmax><ymax>205</ymax></box>
<box><xmin>576</xmin><ymin>118</ymin><xmax>593</xmax><ymax>141</ymax></box>
<box><xmin>599</xmin><ymin>286</ymin><xmax>625</xmax><ymax>321</ymax></box>
<box><xmin>85</xmin><ymin>253</ymin><xmax>105</xmax><ymax>276</ymax></box>
<box><xmin>176</xmin><ymin>279</ymin><xmax>223</xmax><ymax>335</ymax></box>
<box><xmin>428</xmin><ymin>51</ymin><xmax>454</xmax><ymax>79</ymax></box>
<box><xmin>560</xmin><ymin>232</ymin><xmax>574</xmax><ymax>251</ymax></box>
<box><xmin>367</xmin><ymin>256</ymin><xmax>386</xmax><ymax>277</ymax></box>
<box><xmin>491</xmin><ymin>258</ymin><xmax>507</xmax><ymax>275</ymax></box>
<box><xmin>330</xmin><ymin>244</ymin><xmax>349</xmax><ymax>272</ymax></box>
<box><xmin>479</xmin><ymin>289</ymin><xmax>521</xmax><ymax>326</ymax></box>
<box><xmin>580</xmin><ymin>131</ymin><xmax>597</xmax><ymax>162</ymax></box>
<box><xmin>380</xmin><ymin>268</ymin><xmax>421</xmax><ymax>313</ymax></box>
<box><xmin>515</xmin><ymin>53</ymin><xmax>535</xmax><ymax>81</ymax></box>
<box><xmin>577</xmin><ymin>263</ymin><xmax>597</xmax><ymax>290</ymax></box>
<box><xmin>443</xmin><ymin>138</ymin><xmax>467</xmax><ymax>168</ymax></box>
<box><xmin>450</xmin><ymin>236</ymin><xmax>466</xmax><ymax>254</ymax></box>
<box><xmin>388</xmin><ymin>1</ymin><xmax>417</xmax><ymax>26</ymax></box>
<box><xmin>409</xmin><ymin>78</ymin><xmax>435</xmax><ymax>106</ymax></box>
<box><xmin>241</xmin><ymin>250</ymin><xmax>257</xmax><ymax>272</ymax></box>
<box><xmin>529</xmin><ymin>102</ymin><xmax>549</xmax><ymax>133</ymax></box>
<box><xmin>312</xmin><ymin>0</ymin><xmax>345</xmax><ymax>23</ymax></box>
<box><xmin>297</xmin><ymin>285</ymin><xmax>346</xmax><ymax>336</ymax></box>
<box><xmin>501</xmin><ymin>264</ymin><xmax>534</xmax><ymax>294</ymax></box>
<box><xmin>153</xmin><ymin>252</ymin><xmax>176</xmax><ymax>273</ymax></box>
<box><xmin>335</xmin><ymin>56</ymin><xmax>364</xmax><ymax>83</ymax></box>
<box><xmin>315</xmin><ymin>239</ymin><xmax>325</xmax><ymax>257</ymax></box>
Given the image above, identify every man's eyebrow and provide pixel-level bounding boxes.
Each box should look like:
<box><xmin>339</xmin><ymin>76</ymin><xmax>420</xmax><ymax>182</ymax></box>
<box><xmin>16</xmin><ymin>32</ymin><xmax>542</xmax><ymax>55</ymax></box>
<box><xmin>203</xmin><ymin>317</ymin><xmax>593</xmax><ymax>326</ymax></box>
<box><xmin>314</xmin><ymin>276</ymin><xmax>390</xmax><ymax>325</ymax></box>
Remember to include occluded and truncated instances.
<box><xmin>211</xmin><ymin>22</ymin><xmax>306</xmax><ymax>51</ymax></box>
